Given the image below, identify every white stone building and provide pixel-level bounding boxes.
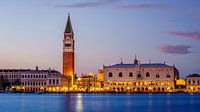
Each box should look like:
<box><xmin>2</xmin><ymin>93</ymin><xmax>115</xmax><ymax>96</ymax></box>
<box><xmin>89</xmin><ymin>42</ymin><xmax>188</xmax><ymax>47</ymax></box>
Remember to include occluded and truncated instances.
<box><xmin>103</xmin><ymin>59</ymin><xmax>179</xmax><ymax>92</ymax></box>
<box><xmin>0</xmin><ymin>67</ymin><xmax>68</xmax><ymax>92</ymax></box>
<box><xmin>185</xmin><ymin>74</ymin><xmax>200</xmax><ymax>93</ymax></box>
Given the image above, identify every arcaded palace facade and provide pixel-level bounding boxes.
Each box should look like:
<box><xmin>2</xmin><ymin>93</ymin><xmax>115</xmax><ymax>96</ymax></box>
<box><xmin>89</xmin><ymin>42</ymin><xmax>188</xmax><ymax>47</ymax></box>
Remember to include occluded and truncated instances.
<box><xmin>103</xmin><ymin>58</ymin><xmax>179</xmax><ymax>92</ymax></box>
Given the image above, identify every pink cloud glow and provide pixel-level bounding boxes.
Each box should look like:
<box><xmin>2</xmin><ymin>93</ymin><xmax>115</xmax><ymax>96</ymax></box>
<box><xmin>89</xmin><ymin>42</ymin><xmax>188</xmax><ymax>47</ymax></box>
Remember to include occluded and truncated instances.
<box><xmin>119</xmin><ymin>4</ymin><xmax>167</xmax><ymax>9</ymax></box>
<box><xmin>168</xmin><ymin>31</ymin><xmax>200</xmax><ymax>40</ymax></box>
<box><xmin>158</xmin><ymin>45</ymin><xmax>193</xmax><ymax>54</ymax></box>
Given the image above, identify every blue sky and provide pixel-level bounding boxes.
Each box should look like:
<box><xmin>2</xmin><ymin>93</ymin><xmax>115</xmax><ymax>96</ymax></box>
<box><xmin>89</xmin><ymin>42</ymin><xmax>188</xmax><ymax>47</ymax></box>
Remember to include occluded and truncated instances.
<box><xmin>0</xmin><ymin>0</ymin><xmax>200</xmax><ymax>78</ymax></box>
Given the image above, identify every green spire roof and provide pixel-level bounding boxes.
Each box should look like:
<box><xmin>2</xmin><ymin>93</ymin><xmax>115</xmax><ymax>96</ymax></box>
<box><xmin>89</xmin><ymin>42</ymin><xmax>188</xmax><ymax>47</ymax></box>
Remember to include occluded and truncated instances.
<box><xmin>65</xmin><ymin>13</ymin><xmax>73</xmax><ymax>33</ymax></box>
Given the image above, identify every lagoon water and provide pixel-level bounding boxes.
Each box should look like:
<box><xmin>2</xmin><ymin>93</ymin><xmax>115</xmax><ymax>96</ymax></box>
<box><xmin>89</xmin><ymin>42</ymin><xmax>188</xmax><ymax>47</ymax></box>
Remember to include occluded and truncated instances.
<box><xmin>0</xmin><ymin>93</ymin><xmax>199</xmax><ymax>112</ymax></box>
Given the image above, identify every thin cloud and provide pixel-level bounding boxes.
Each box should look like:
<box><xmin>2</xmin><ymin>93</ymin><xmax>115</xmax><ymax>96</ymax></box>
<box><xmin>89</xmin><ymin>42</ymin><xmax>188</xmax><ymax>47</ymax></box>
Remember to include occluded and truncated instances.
<box><xmin>158</xmin><ymin>45</ymin><xmax>193</xmax><ymax>54</ymax></box>
<box><xmin>119</xmin><ymin>4</ymin><xmax>167</xmax><ymax>9</ymax></box>
<box><xmin>168</xmin><ymin>31</ymin><xmax>200</xmax><ymax>40</ymax></box>
<box><xmin>55</xmin><ymin>0</ymin><xmax>119</xmax><ymax>8</ymax></box>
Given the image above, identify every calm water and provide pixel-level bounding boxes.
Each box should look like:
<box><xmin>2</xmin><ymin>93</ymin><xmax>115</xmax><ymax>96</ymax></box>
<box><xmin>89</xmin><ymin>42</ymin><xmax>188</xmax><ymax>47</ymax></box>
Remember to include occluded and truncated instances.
<box><xmin>0</xmin><ymin>93</ymin><xmax>199</xmax><ymax>112</ymax></box>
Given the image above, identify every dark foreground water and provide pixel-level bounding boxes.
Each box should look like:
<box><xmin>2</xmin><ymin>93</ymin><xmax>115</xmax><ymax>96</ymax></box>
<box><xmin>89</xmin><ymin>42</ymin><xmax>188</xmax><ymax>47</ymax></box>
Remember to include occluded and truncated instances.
<box><xmin>0</xmin><ymin>93</ymin><xmax>199</xmax><ymax>112</ymax></box>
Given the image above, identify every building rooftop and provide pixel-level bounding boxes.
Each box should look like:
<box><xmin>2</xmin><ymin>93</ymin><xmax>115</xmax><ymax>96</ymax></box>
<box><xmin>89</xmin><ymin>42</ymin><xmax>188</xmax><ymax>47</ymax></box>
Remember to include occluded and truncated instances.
<box><xmin>105</xmin><ymin>63</ymin><xmax>172</xmax><ymax>68</ymax></box>
<box><xmin>186</xmin><ymin>74</ymin><xmax>200</xmax><ymax>78</ymax></box>
<box><xmin>0</xmin><ymin>69</ymin><xmax>60</xmax><ymax>74</ymax></box>
<box><xmin>0</xmin><ymin>69</ymin><xmax>31</xmax><ymax>72</ymax></box>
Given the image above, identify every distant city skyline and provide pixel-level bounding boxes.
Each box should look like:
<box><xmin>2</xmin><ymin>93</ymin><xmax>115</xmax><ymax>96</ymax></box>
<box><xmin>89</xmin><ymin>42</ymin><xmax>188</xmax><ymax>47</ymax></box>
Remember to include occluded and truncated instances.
<box><xmin>0</xmin><ymin>0</ymin><xmax>200</xmax><ymax>77</ymax></box>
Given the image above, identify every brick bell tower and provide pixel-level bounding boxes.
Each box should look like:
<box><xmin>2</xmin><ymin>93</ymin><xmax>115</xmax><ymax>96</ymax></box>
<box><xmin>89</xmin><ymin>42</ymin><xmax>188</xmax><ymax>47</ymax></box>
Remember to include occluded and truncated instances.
<box><xmin>63</xmin><ymin>13</ymin><xmax>74</xmax><ymax>86</ymax></box>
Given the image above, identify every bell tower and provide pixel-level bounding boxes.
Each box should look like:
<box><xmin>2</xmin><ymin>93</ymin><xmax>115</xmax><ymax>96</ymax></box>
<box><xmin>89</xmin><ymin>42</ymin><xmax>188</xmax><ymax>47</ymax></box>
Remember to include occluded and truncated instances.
<box><xmin>63</xmin><ymin>13</ymin><xmax>74</xmax><ymax>86</ymax></box>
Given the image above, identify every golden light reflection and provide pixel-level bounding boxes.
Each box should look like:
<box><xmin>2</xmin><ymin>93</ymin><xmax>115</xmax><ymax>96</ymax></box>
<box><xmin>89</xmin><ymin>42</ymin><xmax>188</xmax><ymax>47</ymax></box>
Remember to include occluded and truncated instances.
<box><xmin>76</xmin><ymin>94</ymin><xmax>83</xmax><ymax>112</ymax></box>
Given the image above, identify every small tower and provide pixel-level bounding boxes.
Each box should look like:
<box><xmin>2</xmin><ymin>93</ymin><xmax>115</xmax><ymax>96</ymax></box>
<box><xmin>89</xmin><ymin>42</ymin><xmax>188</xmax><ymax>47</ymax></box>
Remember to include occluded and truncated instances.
<box><xmin>63</xmin><ymin>13</ymin><xmax>75</xmax><ymax>86</ymax></box>
<box><xmin>134</xmin><ymin>55</ymin><xmax>138</xmax><ymax>65</ymax></box>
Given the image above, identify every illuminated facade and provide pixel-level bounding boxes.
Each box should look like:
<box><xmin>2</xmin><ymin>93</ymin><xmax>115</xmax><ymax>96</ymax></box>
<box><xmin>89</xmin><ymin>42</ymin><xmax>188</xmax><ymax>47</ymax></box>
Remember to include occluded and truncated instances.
<box><xmin>186</xmin><ymin>74</ymin><xmax>200</xmax><ymax>93</ymax></box>
<box><xmin>97</xmin><ymin>69</ymin><xmax>104</xmax><ymax>82</ymax></box>
<box><xmin>103</xmin><ymin>58</ymin><xmax>179</xmax><ymax>92</ymax></box>
<box><xmin>75</xmin><ymin>74</ymin><xmax>103</xmax><ymax>92</ymax></box>
<box><xmin>63</xmin><ymin>14</ymin><xmax>75</xmax><ymax>86</ymax></box>
<box><xmin>0</xmin><ymin>67</ymin><xmax>68</xmax><ymax>92</ymax></box>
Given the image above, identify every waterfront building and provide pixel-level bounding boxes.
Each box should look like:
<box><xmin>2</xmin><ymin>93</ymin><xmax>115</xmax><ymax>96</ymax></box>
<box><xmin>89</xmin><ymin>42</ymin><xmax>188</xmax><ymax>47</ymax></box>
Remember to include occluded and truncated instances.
<box><xmin>75</xmin><ymin>73</ymin><xmax>103</xmax><ymax>92</ymax></box>
<box><xmin>0</xmin><ymin>69</ymin><xmax>30</xmax><ymax>87</ymax></box>
<box><xmin>63</xmin><ymin>14</ymin><xmax>75</xmax><ymax>86</ymax></box>
<box><xmin>20</xmin><ymin>67</ymin><xmax>68</xmax><ymax>92</ymax></box>
<box><xmin>97</xmin><ymin>69</ymin><xmax>104</xmax><ymax>82</ymax></box>
<box><xmin>174</xmin><ymin>79</ymin><xmax>186</xmax><ymax>92</ymax></box>
<box><xmin>186</xmin><ymin>74</ymin><xmax>200</xmax><ymax>93</ymax></box>
<box><xmin>103</xmin><ymin>57</ymin><xmax>179</xmax><ymax>92</ymax></box>
<box><xmin>0</xmin><ymin>67</ymin><xmax>68</xmax><ymax>92</ymax></box>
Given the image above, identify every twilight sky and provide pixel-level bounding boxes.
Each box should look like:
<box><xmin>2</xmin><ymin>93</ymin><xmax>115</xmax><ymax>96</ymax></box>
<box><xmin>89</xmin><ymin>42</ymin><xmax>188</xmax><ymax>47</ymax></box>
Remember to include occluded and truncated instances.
<box><xmin>0</xmin><ymin>0</ymin><xmax>200</xmax><ymax>78</ymax></box>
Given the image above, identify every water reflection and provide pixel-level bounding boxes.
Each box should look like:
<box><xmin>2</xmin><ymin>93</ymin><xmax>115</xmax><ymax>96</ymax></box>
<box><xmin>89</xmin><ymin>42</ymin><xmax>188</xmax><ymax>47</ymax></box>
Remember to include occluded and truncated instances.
<box><xmin>148</xmin><ymin>94</ymin><xmax>152</xmax><ymax>112</ymax></box>
<box><xmin>0</xmin><ymin>94</ymin><xmax>200</xmax><ymax>112</ymax></box>
<box><xmin>76</xmin><ymin>94</ymin><xmax>83</xmax><ymax>112</ymax></box>
<box><xmin>166</xmin><ymin>94</ymin><xmax>171</xmax><ymax>112</ymax></box>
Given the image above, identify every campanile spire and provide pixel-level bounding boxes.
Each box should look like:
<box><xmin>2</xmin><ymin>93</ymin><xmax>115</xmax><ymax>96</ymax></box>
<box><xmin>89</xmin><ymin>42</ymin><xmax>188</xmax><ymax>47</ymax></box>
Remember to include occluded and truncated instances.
<box><xmin>65</xmin><ymin>13</ymin><xmax>73</xmax><ymax>33</ymax></box>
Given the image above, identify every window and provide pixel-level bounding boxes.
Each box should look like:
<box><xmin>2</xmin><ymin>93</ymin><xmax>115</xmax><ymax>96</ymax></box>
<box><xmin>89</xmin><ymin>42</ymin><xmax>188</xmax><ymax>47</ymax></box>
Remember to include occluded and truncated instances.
<box><xmin>137</xmin><ymin>74</ymin><xmax>141</xmax><ymax>78</ymax></box>
<box><xmin>65</xmin><ymin>43</ymin><xmax>71</xmax><ymax>47</ymax></box>
<box><xmin>198</xmin><ymin>80</ymin><xmax>200</xmax><ymax>85</ymax></box>
<box><xmin>129</xmin><ymin>72</ymin><xmax>133</xmax><ymax>77</ymax></box>
<box><xmin>146</xmin><ymin>72</ymin><xmax>150</xmax><ymax>77</ymax></box>
<box><xmin>188</xmin><ymin>80</ymin><xmax>191</xmax><ymax>85</ymax></box>
<box><xmin>119</xmin><ymin>72</ymin><xmax>123</xmax><ymax>77</ymax></box>
<box><xmin>109</xmin><ymin>72</ymin><xmax>113</xmax><ymax>77</ymax></box>
<box><xmin>56</xmin><ymin>79</ymin><xmax>59</xmax><ymax>84</ymax></box>
<box><xmin>193</xmin><ymin>80</ymin><xmax>195</xmax><ymax>84</ymax></box>
<box><xmin>166</xmin><ymin>74</ymin><xmax>171</xmax><ymax>78</ymax></box>
<box><xmin>49</xmin><ymin>80</ymin><xmax>51</xmax><ymax>84</ymax></box>
<box><xmin>156</xmin><ymin>74</ymin><xmax>160</xmax><ymax>78</ymax></box>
